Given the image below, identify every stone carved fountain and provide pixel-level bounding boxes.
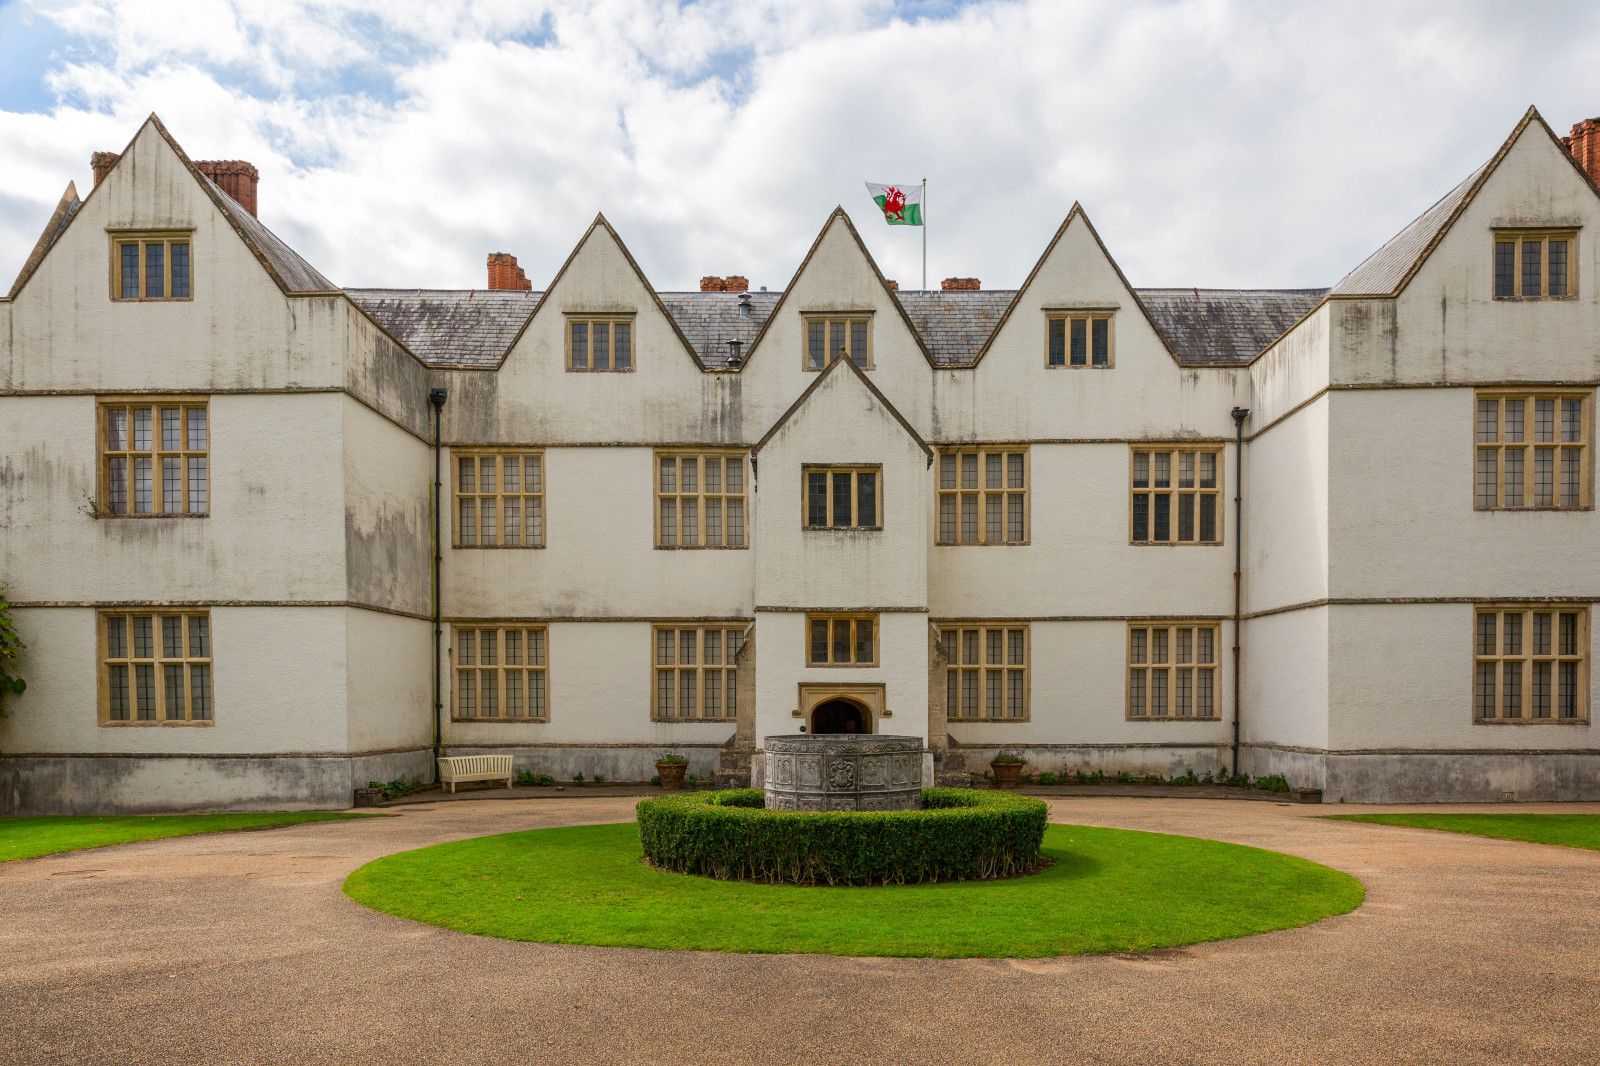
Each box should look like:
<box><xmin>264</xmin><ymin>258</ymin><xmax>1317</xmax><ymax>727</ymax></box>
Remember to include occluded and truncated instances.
<box><xmin>762</xmin><ymin>734</ymin><xmax>924</xmax><ymax>811</ymax></box>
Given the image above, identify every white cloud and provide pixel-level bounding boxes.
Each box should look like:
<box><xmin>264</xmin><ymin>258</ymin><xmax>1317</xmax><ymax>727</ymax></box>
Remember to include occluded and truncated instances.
<box><xmin>3</xmin><ymin>0</ymin><xmax>1599</xmax><ymax>293</ymax></box>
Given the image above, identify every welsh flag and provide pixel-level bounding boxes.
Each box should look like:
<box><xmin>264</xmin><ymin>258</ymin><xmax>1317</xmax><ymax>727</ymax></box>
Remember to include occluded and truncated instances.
<box><xmin>866</xmin><ymin>181</ymin><xmax>923</xmax><ymax>226</ymax></box>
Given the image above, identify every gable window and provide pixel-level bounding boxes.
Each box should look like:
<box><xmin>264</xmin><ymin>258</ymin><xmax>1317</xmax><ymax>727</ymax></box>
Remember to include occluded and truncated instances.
<box><xmin>1127</xmin><ymin>622</ymin><xmax>1219</xmax><ymax>720</ymax></box>
<box><xmin>567</xmin><ymin>315</ymin><xmax>634</xmax><ymax>371</ymax></box>
<box><xmin>936</xmin><ymin>447</ymin><xmax>1028</xmax><ymax>544</ymax></box>
<box><xmin>806</xmin><ymin>613</ymin><xmax>877</xmax><ymax>666</ymax></box>
<box><xmin>99</xmin><ymin>399</ymin><xmax>208</xmax><ymax>516</ymax></box>
<box><xmin>452</xmin><ymin>624</ymin><xmax>548</xmax><ymax>721</ymax></box>
<box><xmin>939</xmin><ymin>623</ymin><xmax>1028</xmax><ymax>721</ymax></box>
<box><xmin>656</xmin><ymin>450</ymin><xmax>747</xmax><ymax>548</ymax></box>
<box><xmin>1474</xmin><ymin>391</ymin><xmax>1591</xmax><ymax>509</ymax></box>
<box><xmin>1131</xmin><ymin>446</ymin><xmax>1222</xmax><ymax>544</ymax></box>
<box><xmin>454</xmin><ymin>450</ymin><xmax>545</xmax><ymax>547</ymax></box>
<box><xmin>100</xmin><ymin>610</ymin><xmax>213</xmax><ymax>725</ymax></box>
<box><xmin>1474</xmin><ymin>606</ymin><xmax>1587</xmax><ymax>722</ymax></box>
<box><xmin>1046</xmin><ymin>311</ymin><xmax>1113</xmax><ymax>367</ymax></box>
<box><xmin>803</xmin><ymin>314</ymin><xmax>872</xmax><ymax>370</ymax></box>
<box><xmin>653</xmin><ymin>624</ymin><xmax>746</xmax><ymax>721</ymax></box>
<box><xmin>111</xmin><ymin>232</ymin><xmax>192</xmax><ymax>301</ymax></box>
<box><xmin>1493</xmin><ymin>230</ymin><xmax>1577</xmax><ymax>299</ymax></box>
<box><xmin>804</xmin><ymin>465</ymin><xmax>881</xmax><ymax>529</ymax></box>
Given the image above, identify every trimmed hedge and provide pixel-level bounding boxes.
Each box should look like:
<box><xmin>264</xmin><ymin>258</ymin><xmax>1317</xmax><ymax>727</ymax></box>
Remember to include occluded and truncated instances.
<box><xmin>636</xmin><ymin>787</ymin><xmax>1048</xmax><ymax>886</ymax></box>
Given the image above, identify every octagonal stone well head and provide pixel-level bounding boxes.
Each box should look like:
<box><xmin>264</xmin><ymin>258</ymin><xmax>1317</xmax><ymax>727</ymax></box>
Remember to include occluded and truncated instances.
<box><xmin>762</xmin><ymin>734</ymin><xmax>924</xmax><ymax>811</ymax></box>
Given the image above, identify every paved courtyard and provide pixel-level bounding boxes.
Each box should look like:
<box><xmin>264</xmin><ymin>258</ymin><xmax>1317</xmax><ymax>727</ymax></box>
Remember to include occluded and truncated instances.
<box><xmin>2</xmin><ymin>795</ymin><xmax>1596</xmax><ymax>1065</ymax></box>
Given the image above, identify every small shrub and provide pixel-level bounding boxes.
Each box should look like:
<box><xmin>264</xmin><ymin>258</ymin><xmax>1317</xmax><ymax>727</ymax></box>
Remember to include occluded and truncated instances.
<box><xmin>656</xmin><ymin>753</ymin><xmax>688</xmax><ymax>765</ymax></box>
<box><xmin>0</xmin><ymin>584</ymin><xmax>25</xmax><ymax>717</ymax></box>
<box><xmin>532</xmin><ymin>773</ymin><xmax>554</xmax><ymax>787</ymax></box>
<box><xmin>573</xmin><ymin>772</ymin><xmax>585</xmax><ymax>785</ymax></box>
<box><xmin>637</xmin><ymin>788</ymin><xmax>1048</xmax><ymax>886</ymax></box>
<box><xmin>1114</xmin><ymin>770</ymin><xmax>1135</xmax><ymax>784</ymax></box>
<box><xmin>368</xmin><ymin>779</ymin><xmax>413</xmax><ymax>800</ymax></box>
<box><xmin>1254</xmin><ymin>774</ymin><xmax>1292</xmax><ymax>794</ymax></box>
<box><xmin>1036</xmin><ymin>771</ymin><xmax>1059</xmax><ymax>786</ymax></box>
<box><xmin>1172</xmin><ymin>769</ymin><xmax>1200</xmax><ymax>786</ymax></box>
<box><xmin>593</xmin><ymin>773</ymin><xmax>606</xmax><ymax>784</ymax></box>
<box><xmin>650</xmin><ymin>774</ymin><xmax>661</xmax><ymax>786</ymax></box>
<box><xmin>685</xmin><ymin>773</ymin><xmax>700</xmax><ymax>788</ymax></box>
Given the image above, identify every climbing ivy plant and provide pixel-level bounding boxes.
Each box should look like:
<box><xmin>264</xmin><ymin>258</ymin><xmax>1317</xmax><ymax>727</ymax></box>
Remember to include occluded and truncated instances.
<box><xmin>0</xmin><ymin>585</ymin><xmax>25</xmax><ymax>716</ymax></box>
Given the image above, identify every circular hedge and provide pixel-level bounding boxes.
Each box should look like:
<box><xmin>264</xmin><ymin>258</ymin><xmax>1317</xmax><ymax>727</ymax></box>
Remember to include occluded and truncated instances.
<box><xmin>636</xmin><ymin>787</ymin><xmax>1047</xmax><ymax>886</ymax></box>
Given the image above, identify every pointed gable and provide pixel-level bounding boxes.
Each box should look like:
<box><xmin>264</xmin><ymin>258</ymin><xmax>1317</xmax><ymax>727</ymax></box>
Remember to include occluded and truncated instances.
<box><xmin>497</xmin><ymin>213</ymin><xmax>704</xmax><ymax>370</ymax></box>
<box><xmin>741</xmin><ymin>207</ymin><xmax>935</xmax><ymax>369</ymax></box>
<box><xmin>971</xmin><ymin>203</ymin><xmax>1180</xmax><ymax>366</ymax></box>
<box><xmin>754</xmin><ymin>353</ymin><xmax>931</xmax><ymax>459</ymax></box>
<box><xmin>6</xmin><ymin>182</ymin><xmax>81</xmax><ymax>299</ymax></box>
<box><xmin>1331</xmin><ymin>106</ymin><xmax>1600</xmax><ymax>299</ymax></box>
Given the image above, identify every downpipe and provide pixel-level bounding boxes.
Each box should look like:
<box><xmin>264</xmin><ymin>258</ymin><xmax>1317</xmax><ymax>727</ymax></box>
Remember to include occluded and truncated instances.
<box><xmin>429</xmin><ymin>388</ymin><xmax>449</xmax><ymax>777</ymax></box>
<box><xmin>1230</xmin><ymin>405</ymin><xmax>1249</xmax><ymax>778</ymax></box>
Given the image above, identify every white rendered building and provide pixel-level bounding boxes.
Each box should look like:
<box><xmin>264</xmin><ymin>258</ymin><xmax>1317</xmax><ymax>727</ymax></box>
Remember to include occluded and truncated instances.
<box><xmin>2</xmin><ymin>108</ymin><xmax>1598</xmax><ymax>812</ymax></box>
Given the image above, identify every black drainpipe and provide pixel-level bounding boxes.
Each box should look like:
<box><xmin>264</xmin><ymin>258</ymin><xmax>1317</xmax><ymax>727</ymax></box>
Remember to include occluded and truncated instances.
<box><xmin>429</xmin><ymin>388</ymin><xmax>449</xmax><ymax>774</ymax></box>
<box><xmin>1230</xmin><ymin>405</ymin><xmax>1249</xmax><ymax>777</ymax></box>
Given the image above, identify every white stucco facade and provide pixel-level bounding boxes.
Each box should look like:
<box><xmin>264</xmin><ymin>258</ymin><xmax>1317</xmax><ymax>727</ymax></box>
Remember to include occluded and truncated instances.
<box><xmin>1</xmin><ymin>109</ymin><xmax>1596</xmax><ymax>811</ymax></box>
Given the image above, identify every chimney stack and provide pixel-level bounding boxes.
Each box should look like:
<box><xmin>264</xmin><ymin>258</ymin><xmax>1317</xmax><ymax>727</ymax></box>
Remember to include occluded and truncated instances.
<box><xmin>195</xmin><ymin>160</ymin><xmax>260</xmax><ymax>217</ymax></box>
<box><xmin>1564</xmin><ymin>117</ymin><xmax>1600</xmax><ymax>187</ymax></box>
<box><xmin>487</xmin><ymin>253</ymin><xmax>532</xmax><ymax>291</ymax></box>
<box><xmin>91</xmin><ymin>151</ymin><xmax>120</xmax><ymax>187</ymax></box>
<box><xmin>91</xmin><ymin>151</ymin><xmax>261</xmax><ymax>216</ymax></box>
<box><xmin>700</xmin><ymin>276</ymin><xmax>726</xmax><ymax>291</ymax></box>
<box><xmin>722</xmin><ymin>275</ymin><xmax>749</xmax><ymax>293</ymax></box>
<box><xmin>884</xmin><ymin>279</ymin><xmax>899</xmax><ymax>291</ymax></box>
<box><xmin>941</xmin><ymin>277</ymin><xmax>981</xmax><ymax>291</ymax></box>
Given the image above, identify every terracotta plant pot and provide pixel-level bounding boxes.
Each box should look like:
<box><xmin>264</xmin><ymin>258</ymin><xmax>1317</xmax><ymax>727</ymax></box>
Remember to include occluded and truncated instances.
<box><xmin>990</xmin><ymin>759</ymin><xmax>1024</xmax><ymax>790</ymax></box>
<box><xmin>656</xmin><ymin>761</ymin><xmax>688</xmax><ymax>790</ymax></box>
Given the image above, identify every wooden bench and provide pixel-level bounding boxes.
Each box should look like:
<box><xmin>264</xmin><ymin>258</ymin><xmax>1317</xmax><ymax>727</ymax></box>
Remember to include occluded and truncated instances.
<box><xmin>438</xmin><ymin>754</ymin><xmax>514</xmax><ymax>793</ymax></box>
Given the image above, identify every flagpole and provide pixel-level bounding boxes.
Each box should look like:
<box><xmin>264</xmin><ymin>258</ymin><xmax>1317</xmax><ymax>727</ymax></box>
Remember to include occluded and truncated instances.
<box><xmin>921</xmin><ymin>177</ymin><xmax>927</xmax><ymax>291</ymax></box>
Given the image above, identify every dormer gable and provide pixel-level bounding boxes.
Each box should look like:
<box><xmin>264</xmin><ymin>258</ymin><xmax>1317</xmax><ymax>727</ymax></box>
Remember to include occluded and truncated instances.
<box><xmin>1331</xmin><ymin>106</ymin><xmax>1600</xmax><ymax>301</ymax></box>
<box><xmin>972</xmin><ymin>203</ymin><xmax>1180</xmax><ymax>368</ymax></box>
<box><xmin>742</xmin><ymin>207</ymin><xmax>935</xmax><ymax>370</ymax></box>
<box><xmin>498</xmin><ymin>213</ymin><xmax>705</xmax><ymax>371</ymax></box>
<box><xmin>754</xmin><ymin>352</ymin><xmax>932</xmax><ymax>461</ymax></box>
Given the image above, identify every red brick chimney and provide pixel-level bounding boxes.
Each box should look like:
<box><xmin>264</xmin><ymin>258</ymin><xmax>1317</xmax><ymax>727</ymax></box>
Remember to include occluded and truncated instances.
<box><xmin>487</xmin><ymin>253</ymin><xmax>532</xmax><ymax>291</ymax></box>
<box><xmin>941</xmin><ymin>277</ymin><xmax>980</xmax><ymax>291</ymax></box>
<box><xmin>195</xmin><ymin>160</ymin><xmax>259</xmax><ymax>217</ymax></box>
<box><xmin>884</xmin><ymin>279</ymin><xmax>899</xmax><ymax>291</ymax></box>
<box><xmin>90</xmin><ymin>151</ymin><xmax>260</xmax><ymax>217</ymax></box>
<box><xmin>1563</xmin><ymin>117</ymin><xmax>1600</xmax><ymax>186</ymax></box>
<box><xmin>91</xmin><ymin>151</ymin><xmax>120</xmax><ymax>187</ymax></box>
<box><xmin>722</xmin><ymin>275</ymin><xmax>749</xmax><ymax>293</ymax></box>
<box><xmin>699</xmin><ymin>276</ymin><xmax>726</xmax><ymax>292</ymax></box>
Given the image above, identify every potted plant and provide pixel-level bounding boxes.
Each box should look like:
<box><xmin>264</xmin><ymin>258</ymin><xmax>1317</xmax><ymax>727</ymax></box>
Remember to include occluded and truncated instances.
<box><xmin>655</xmin><ymin>753</ymin><xmax>688</xmax><ymax>790</ymax></box>
<box><xmin>990</xmin><ymin>750</ymin><xmax>1026</xmax><ymax>789</ymax></box>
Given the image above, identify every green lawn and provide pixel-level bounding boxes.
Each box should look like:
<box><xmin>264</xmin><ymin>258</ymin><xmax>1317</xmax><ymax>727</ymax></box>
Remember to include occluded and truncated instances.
<box><xmin>344</xmin><ymin>822</ymin><xmax>1364</xmax><ymax>958</ymax></box>
<box><xmin>1326</xmin><ymin>813</ymin><xmax>1600</xmax><ymax>851</ymax></box>
<box><xmin>1</xmin><ymin>812</ymin><xmax>376</xmax><ymax>863</ymax></box>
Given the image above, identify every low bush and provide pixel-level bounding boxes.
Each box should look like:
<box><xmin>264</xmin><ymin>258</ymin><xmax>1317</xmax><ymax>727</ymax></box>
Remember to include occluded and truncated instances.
<box><xmin>636</xmin><ymin>788</ymin><xmax>1048</xmax><ymax>886</ymax></box>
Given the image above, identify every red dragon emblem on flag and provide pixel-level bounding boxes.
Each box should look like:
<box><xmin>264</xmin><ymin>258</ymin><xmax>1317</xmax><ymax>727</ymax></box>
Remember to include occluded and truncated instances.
<box><xmin>881</xmin><ymin>186</ymin><xmax>907</xmax><ymax>222</ymax></box>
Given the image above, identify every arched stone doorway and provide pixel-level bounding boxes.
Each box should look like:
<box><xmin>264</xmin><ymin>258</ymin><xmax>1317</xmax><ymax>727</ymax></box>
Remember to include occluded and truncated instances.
<box><xmin>811</xmin><ymin>698</ymin><xmax>868</xmax><ymax>735</ymax></box>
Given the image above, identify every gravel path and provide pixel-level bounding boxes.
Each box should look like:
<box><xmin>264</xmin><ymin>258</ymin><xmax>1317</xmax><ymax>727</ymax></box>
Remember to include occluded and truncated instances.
<box><xmin>3</xmin><ymin>796</ymin><xmax>1596</xmax><ymax>1065</ymax></box>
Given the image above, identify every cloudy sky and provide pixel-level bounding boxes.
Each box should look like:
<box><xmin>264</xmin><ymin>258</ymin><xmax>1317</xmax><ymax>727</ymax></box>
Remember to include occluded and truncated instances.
<box><xmin>1</xmin><ymin>0</ymin><xmax>1596</xmax><ymax>294</ymax></box>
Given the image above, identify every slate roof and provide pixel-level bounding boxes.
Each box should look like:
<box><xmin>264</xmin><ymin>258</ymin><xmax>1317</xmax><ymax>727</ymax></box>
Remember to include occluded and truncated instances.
<box><xmin>343</xmin><ymin>285</ymin><xmax>1336</xmax><ymax>369</ymax></box>
<box><xmin>1136</xmin><ymin>288</ymin><xmax>1329</xmax><ymax>364</ymax></box>
<box><xmin>204</xmin><ymin>177</ymin><xmax>338</xmax><ymax>293</ymax></box>
<box><xmin>896</xmin><ymin>290</ymin><xmax>1016</xmax><ymax>366</ymax></box>
<box><xmin>346</xmin><ymin>289</ymin><xmax>542</xmax><ymax>366</ymax></box>
<box><xmin>1328</xmin><ymin>161</ymin><xmax>1491</xmax><ymax>297</ymax></box>
<box><xmin>658</xmin><ymin>290</ymin><xmax>780</xmax><ymax>368</ymax></box>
